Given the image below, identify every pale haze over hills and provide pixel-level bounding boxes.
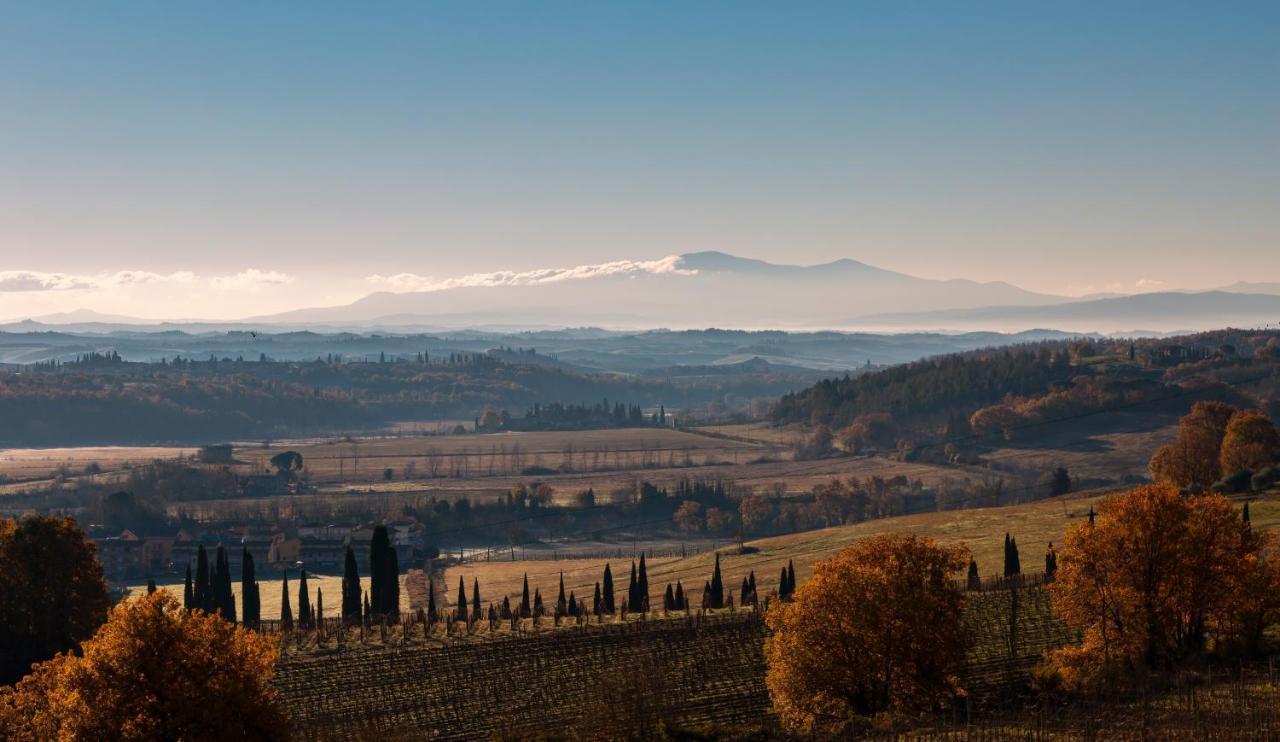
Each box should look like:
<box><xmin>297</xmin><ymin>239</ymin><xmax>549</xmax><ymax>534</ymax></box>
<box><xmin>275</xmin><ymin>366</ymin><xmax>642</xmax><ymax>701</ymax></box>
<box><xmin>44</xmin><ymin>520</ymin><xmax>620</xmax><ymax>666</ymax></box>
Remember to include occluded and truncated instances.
<box><xmin>6</xmin><ymin>251</ymin><xmax>1279</xmax><ymax>335</ymax></box>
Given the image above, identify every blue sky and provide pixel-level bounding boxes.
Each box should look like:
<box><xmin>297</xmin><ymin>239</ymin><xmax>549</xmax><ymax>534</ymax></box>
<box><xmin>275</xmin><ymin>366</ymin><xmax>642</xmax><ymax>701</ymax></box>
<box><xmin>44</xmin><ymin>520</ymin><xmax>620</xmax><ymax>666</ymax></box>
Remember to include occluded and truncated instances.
<box><xmin>1</xmin><ymin>2</ymin><xmax>1277</xmax><ymax>318</ymax></box>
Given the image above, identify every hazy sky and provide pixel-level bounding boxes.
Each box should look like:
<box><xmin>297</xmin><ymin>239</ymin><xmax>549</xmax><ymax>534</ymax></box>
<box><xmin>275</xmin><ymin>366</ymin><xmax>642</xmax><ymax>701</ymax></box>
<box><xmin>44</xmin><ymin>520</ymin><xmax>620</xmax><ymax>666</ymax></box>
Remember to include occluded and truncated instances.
<box><xmin>1</xmin><ymin>2</ymin><xmax>1277</xmax><ymax>319</ymax></box>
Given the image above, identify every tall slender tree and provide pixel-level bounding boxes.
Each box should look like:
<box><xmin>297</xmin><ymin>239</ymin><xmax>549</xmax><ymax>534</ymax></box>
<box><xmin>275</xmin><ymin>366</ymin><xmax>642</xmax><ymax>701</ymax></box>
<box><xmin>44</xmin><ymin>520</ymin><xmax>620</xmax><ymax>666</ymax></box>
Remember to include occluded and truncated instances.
<box><xmin>710</xmin><ymin>553</ymin><xmax>724</xmax><ymax>609</ymax></box>
<box><xmin>194</xmin><ymin>545</ymin><xmax>211</xmax><ymax>613</ymax></box>
<box><xmin>315</xmin><ymin>588</ymin><xmax>324</xmax><ymax>629</ymax></box>
<box><xmin>456</xmin><ymin>576</ymin><xmax>468</xmax><ymax>622</ymax></box>
<box><xmin>593</xmin><ymin>582</ymin><xmax>602</xmax><ymax>616</ymax></box>
<box><xmin>786</xmin><ymin>560</ymin><xmax>796</xmax><ymax>596</ymax></box>
<box><xmin>627</xmin><ymin>561</ymin><xmax>638</xmax><ymax>611</ymax></box>
<box><xmin>602</xmin><ymin>564</ymin><xmax>616</xmax><ymax>613</ymax></box>
<box><xmin>298</xmin><ymin>569</ymin><xmax>313</xmax><ymax>629</ymax></box>
<box><xmin>183</xmin><ymin>563</ymin><xmax>194</xmax><ymax>610</ymax></box>
<box><xmin>967</xmin><ymin>558</ymin><xmax>981</xmax><ymax>591</ymax></box>
<box><xmin>638</xmin><ymin>554</ymin><xmax>649</xmax><ymax>612</ymax></box>
<box><xmin>280</xmin><ymin>571</ymin><xmax>293</xmax><ymax>631</ymax></box>
<box><xmin>675</xmin><ymin>580</ymin><xmax>685</xmax><ymax>610</ymax></box>
<box><xmin>341</xmin><ymin>546</ymin><xmax>361</xmax><ymax>626</ymax></box>
<box><xmin>471</xmin><ymin>578</ymin><xmax>481</xmax><ymax>617</ymax></box>
<box><xmin>520</xmin><ymin>573</ymin><xmax>531</xmax><ymax>618</ymax></box>
<box><xmin>557</xmin><ymin>572</ymin><xmax>567</xmax><ymax>615</ymax></box>
<box><xmin>241</xmin><ymin>549</ymin><xmax>259</xmax><ymax>629</ymax></box>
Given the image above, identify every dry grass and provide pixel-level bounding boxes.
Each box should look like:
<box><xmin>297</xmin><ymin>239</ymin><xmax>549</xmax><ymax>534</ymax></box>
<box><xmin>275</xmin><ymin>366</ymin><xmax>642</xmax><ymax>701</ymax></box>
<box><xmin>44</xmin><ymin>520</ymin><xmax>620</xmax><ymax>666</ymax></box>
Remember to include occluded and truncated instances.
<box><xmin>235</xmin><ymin>428</ymin><xmax>766</xmax><ymax>485</ymax></box>
<box><xmin>138</xmin><ymin>572</ymin><xmax>417</xmax><ymax>619</ymax></box>
<box><xmin>0</xmin><ymin>445</ymin><xmax>194</xmax><ymax>493</ymax></box>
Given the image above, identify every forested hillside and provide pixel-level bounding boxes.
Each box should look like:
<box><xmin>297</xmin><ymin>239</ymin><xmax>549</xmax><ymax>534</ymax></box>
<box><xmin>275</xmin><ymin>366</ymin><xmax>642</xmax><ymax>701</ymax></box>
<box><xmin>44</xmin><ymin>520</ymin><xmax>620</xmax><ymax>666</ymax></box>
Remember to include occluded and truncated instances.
<box><xmin>0</xmin><ymin>354</ymin><xmax>803</xmax><ymax>446</ymax></box>
<box><xmin>773</xmin><ymin>330</ymin><xmax>1280</xmax><ymax>440</ymax></box>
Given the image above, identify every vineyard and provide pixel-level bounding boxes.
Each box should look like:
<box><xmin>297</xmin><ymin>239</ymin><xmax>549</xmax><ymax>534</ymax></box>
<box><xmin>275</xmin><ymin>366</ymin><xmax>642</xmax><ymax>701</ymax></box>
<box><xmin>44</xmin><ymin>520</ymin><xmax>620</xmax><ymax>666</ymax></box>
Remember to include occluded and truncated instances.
<box><xmin>275</xmin><ymin>613</ymin><xmax>770</xmax><ymax>740</ymax></box>
<box><xmin>273</xmin><ymin>576</ymin><xmax>1076</xmax><ymax>738</ymax></box>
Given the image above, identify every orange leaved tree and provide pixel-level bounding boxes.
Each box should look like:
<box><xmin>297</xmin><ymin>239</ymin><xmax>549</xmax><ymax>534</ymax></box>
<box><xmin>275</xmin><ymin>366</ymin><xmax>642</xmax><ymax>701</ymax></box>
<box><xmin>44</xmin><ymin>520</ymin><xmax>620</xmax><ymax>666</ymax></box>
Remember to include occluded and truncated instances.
<box><xmin>1219</xmin><ymin>408</ymin><xmax>1280</xmax><ymax>476</ymax></box>
<box><xmin>0</xmin><ymin>592</ymin><xmax>288</xmax><ymax>740</ymax></box>
<box><xmin>1045</xmin><ymin>483</ymin><xmax>1280</xmax><ymax>689</ymax></box>
<box><xmin>764</xmin><ymin>533</ymin><xmax>968</xmax><ymax>732</ymax></box>
<box><xmin>1148</xmin><ymin>401</ymin><xmax>1237</xmax><ymax>488</ymax></box>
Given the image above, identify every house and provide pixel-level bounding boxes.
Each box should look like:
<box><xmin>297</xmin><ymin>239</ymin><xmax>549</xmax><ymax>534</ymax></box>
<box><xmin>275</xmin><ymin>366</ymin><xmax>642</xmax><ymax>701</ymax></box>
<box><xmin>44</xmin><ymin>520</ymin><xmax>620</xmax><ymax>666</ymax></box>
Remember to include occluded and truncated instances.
<box><xmin>140</xmin><ymin>535</ymin><xmax>176</xmax><ymax>572</ymax></box>
<box><xmin>95</xmin><ymin>530</ymin><xmax>146</xmax><ymax>580</ymax></box>
<box><xmin>298</xmin><ymin>537</ymin><xmax>349</xmax><ymax>570</ymax></box>
<box><xmin>297</xmin><ymin>523</ymin><xmax>354</xmax><ymax>541</ymax></box>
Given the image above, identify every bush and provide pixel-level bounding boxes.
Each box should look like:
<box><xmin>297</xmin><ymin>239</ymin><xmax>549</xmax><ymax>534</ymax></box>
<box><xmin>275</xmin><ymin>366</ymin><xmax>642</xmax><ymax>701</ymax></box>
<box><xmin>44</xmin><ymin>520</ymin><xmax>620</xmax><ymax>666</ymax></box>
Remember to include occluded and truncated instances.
<box><xmin>1211</xmin><ymin>469</ymin><xmax>1253</xmax><ymax>494</ymax></box>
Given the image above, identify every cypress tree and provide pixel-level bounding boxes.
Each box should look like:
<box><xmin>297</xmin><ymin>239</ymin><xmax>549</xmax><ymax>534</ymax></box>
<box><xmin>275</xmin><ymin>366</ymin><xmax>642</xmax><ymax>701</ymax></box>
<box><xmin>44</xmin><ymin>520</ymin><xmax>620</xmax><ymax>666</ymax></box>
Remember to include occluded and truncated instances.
<box><xmin>1003</xmin><ymin>533</ymin><xmax>1013</xmax><ymax>577</ymax></box>
<box><xmin>194</xmin><ymin>545</ymin><xmax>211</xmax><ymax>613</ymax></box>
<box><xmin>471</xmin><ymin>578</ymin><xmax>481</xmax><ymax>618</ymax></box>
<box><xmin>779</xmin><ymin>567</ymin><xmax>789</xmax><ymax>600</ymax></box>
<box><xmin>1088</xmin><ymin>505</ymin><xmax>1096</xmax><ymax>526</ymax></box>
<box><xmin>242</xmin><ymin>549</ymin><xmax>259</xmax><ymax>629</ymax></box>
<box><xmin>147</xmin><ymin>579</ymin><xmax>157</xmax><ymax>595</ymax></box>
<box><xmin>183</xmin><ymin>563</ymin><xmax>194</xmax><ymax>610</ymax></box>
<box><xmin>787</xmin><ymin>560</ymin><xmax>796</xmax><ymax>596</ymax></box>
<box><xmin>369</xmin><ymin>525</ymin><xmax>393</xmax><ymax>618</ymax></box>
<box><xmin>627</xmin><ymin>561</ymin><xmax>638</xmax><ymax>611</ymax></box>
<box><xmin>315</xmin><ymin>588</ymin><xmax>324</xmax><ymax>628</ymax></box>
<box><xmin>427</xmin><ymin>578</ymin><xmax>438</xmax><ymax>623</ymax></box>
<box><xmin>298</xmin><ymin>569</ymin><xmax>313</xmax><ymax>629</ymax></box>
<box><xmin>520</xmin><ymin>573</ymin><xmax>531</xmax><ymax>618</ymax></box>
<box><xmin>1045</xmin><ymin>543</ymin><xmax>1058</xmax><ymax>583</ymax></box>
<box><xmin>593</xmin><ymin>582</ymin><xmax>602</xmax><ymax>616</ymax></box>
<box><xmin>702</xmin><ymin>580</ymin><xmax>712</xmax><ymax>610</ymax></box>
<box><xmin>533</xmin><ymin>588</ymin><xmax>543</xmax><ymax>617</ymax></box>
<box><xmin>387</xmin><ymin>547</ymin><xmax>401</xmax><ymax>623</ymax></box>
<box><xmin>501</xmin><ymin>595</ymin><xmax>511</xmax><ymax>620</ymax></box>
<box><xmin>456</xmin><ymin>576</ymin><xmax>468</xmax><ymax>622</ymax></box>
<box><xmin>567</xmin><ymin>591</ymin><xmax>577</xmax><ymax>617</ymax></box>
<box><xmin>342</xmin><ymin>546</ymin><xmax>361</xmax><ymax>626</ymax></box>
<box><xmin>740</xmin><ymin>576</ymin><xmax>750</xmax><ymax>604</ymax></box>
<box><xmin>967</xmin><ymin>558</ymin><xmax>981</xmax><ymax>590</ymax></box>
<box><xmin>602</xmin><ymin>564</ymin><xmax>615</xmax><ymax>613</ymax></box>
<box><xmin>748</xmin><ymin>571</ymin><xmax>757</xmax><ymax>599</ymax></box>
<box><xmin>710</xmin><ymin>553</ymin><xmax>724</xmax><ymax>609</ymax></box>
<box><xmin>217</xmin><ymin>546</ymin><xmax>235</xmax><ymax>623</ymax></box>
<box><xmin>664</xmin><ymin>583</ymin><xmax>675</xmax><ymax>612</ymax></box>
<box><xmin>557</xmin><ymin>572</ymin><xmax>567</xmax><ymax>616</ymax></box>
<box><xmin>280</xmin><ymin>571</ymin><xmax>293</xmax><ymax>631</ymax></box>
<box><xmin>362</xmin><ymin>592</ymin><xmax>371</xmax><ymax>624</ymax></box>
<box><xmin>1009</xmin><ymin>537</ymin><xmax>1021</xmax><ymax>575</ymax></box>
<box><xmin>638</xmin><ymin>554</ymin><xmax>649</xmax><ymax>612</ymax></box>
<box><xmin>675</xmin><ymin>581</ymin><xmax>685</xmax><ymax>610</ymax></box>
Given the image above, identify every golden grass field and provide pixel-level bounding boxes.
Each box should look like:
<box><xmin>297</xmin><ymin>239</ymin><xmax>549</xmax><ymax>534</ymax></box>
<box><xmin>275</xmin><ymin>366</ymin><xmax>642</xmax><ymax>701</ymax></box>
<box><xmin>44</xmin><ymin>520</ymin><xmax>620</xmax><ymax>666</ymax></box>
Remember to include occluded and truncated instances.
<box><xmin>140</xmin><ymin>572</ymin><xmax>417</xmax><ymax>619</ymax></box>
<box><xmin>0</xmin><ymin>445</ymin><xmax>194</xmax><ymax>494</ymax></box>
<box><xmin>431</xmin><ymin>487</ymin><xmax>1280</xmax><ymax>613</ymax></box>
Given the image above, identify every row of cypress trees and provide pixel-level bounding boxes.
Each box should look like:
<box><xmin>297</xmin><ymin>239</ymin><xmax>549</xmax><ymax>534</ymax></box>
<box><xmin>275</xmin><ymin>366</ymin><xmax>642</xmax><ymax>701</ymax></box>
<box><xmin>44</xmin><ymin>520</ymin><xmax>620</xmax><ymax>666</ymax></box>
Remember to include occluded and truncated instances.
<box><xmin>182</xmin><ymin>544</ymin><xmax>237</xmax><ymax>623</ymax></box>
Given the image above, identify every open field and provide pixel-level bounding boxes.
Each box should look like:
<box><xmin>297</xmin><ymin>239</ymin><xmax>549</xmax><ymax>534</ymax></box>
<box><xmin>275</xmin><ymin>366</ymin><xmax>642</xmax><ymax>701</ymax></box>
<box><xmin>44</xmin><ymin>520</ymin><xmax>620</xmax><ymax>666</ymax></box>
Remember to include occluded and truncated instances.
<box><xmin>138</xmin><ymin>572</ymin><xmax>416</xmax><ymax>619</ymax></box>
<box><xmin>236</xmin><ymin>428</ymin><xmax>769</xmax><ymax>484</ymax></box>
<box><xmin>441</xmin><ymin>554</ymin><xmax>684</xmax><ymax>611</ymax></box>
<box><xmin>436</xmin><ymin>487</ymin><xmax>1278</xmax><ymax>614</ymax></box>
<box><xmin>0</xmin><ymin>445</ymin><xmax>192</xmax><ymax>492</ymax></box>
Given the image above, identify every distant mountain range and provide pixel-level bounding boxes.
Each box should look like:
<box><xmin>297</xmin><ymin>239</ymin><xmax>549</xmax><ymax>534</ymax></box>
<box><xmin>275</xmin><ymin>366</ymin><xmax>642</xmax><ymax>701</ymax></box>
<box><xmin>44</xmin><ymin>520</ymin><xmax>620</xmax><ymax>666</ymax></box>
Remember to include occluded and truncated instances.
<box><xmin>244</xmin><ymin>251</ymin><xmax>1064</xmax><ymax>329</ymax></box>
<box><xmin>7</xmin><ymin>251</ymin><xmax>1279</xmax><ymax>333</ymax></box>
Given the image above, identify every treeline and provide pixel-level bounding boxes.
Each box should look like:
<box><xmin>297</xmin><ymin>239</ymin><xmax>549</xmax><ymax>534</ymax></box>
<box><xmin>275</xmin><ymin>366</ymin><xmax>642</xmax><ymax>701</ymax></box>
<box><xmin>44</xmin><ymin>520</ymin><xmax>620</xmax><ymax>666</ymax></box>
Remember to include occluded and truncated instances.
<box><xmin>481</xmin><ymin>399</ymin><xmax>669</xmax><ymax>431</ymax></box>
<box><xmin>0</xmin><ymin>354</ymin><xmax>772</xmax><ymax>445</ymax></box>
<box><xmin>774</xmin><ymin>329</ymin><xmax>1280</xmax><ymax>443</ymax></box>
<box><xmin>773</xmin><ymin>344</ymin><xmax>1074</xmax><ymax>431</ymax></box>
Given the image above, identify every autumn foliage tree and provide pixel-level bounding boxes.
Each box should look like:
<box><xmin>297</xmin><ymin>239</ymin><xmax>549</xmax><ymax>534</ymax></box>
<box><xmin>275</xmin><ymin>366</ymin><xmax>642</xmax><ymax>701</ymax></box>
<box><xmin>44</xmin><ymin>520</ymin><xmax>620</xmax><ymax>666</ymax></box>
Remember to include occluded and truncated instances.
<box><xmin>1044</xmin><ymin>483</ymin><xmax>1280</xmax><ymax>690</ymax></box>
<box><xmin>1148</xmin><ymin>401</ymin><xmax>1237</xmax><ymax>488</ymax></box>
<box><xmin>0</xmin><ymin>592</ymin><xmax>288</xmax><ymax>740</ymax></box>
<box><xmin>764</xmin><ymin>533</ymin><xmax>968</xmax><ymax>732</ymax></box>
<box><xmin>1219</xmin><ymin>409</ymin><xmax>1280</xmax><ymax>476</ymax></box>
<box><xmin>0</xmin><ymin>515</ymin><xmax>110</xmax><ymax>685</ymax></box>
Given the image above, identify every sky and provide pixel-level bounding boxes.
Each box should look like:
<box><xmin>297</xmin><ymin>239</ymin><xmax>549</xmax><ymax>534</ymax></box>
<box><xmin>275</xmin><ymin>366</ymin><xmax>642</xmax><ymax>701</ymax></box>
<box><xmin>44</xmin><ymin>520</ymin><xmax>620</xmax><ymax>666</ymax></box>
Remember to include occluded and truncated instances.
<box><xmin>1</xmin><ymin>1</ymin><xmax>1277</xmax><ymax>320</ymax></box>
